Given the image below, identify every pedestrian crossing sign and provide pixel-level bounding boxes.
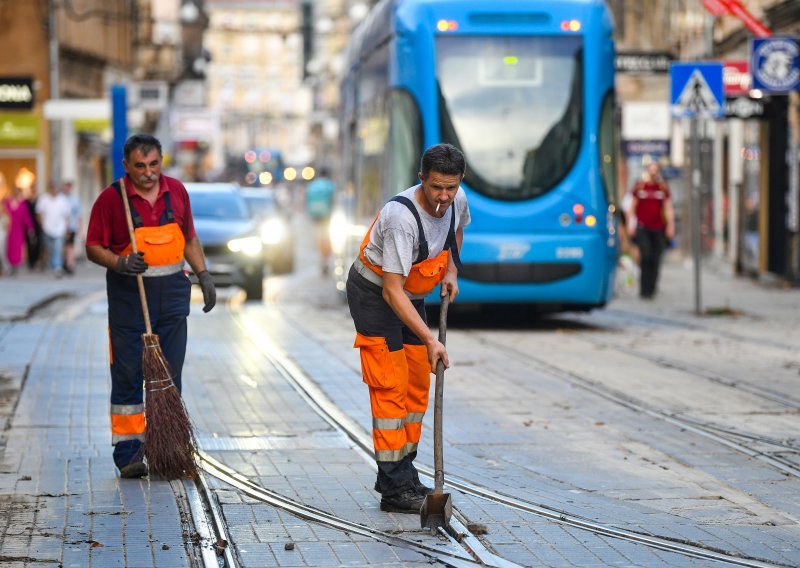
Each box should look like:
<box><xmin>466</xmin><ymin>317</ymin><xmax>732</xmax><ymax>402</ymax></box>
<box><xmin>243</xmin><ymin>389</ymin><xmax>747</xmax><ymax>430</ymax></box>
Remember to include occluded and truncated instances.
<box><xmin>670</xmin><ymin>62</ymin><xmax>724</xmax><ymax>118</ymax></box>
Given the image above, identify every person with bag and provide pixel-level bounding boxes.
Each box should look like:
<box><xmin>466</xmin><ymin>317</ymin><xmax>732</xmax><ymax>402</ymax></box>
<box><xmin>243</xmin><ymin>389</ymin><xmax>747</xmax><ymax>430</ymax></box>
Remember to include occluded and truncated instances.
<box><xmin>85</xmin><ymin>134</ymin><xmax>216</xmax><ymax>478</ymax></box>
<box><xmin>626</xmin><ymin>161</ymin><xmax>675</xmax><ymax>299</ymax></box>
<box><xmin>346</xmin><ymin>143</ymin><xmax>470</xmax><ymax>513</ymax></box>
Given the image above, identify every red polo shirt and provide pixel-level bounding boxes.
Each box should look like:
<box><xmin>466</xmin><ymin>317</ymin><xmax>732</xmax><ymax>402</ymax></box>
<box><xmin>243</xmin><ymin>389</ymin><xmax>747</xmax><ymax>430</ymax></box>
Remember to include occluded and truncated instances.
<box><xmin>633</xmin><ymin>180</ymin><xmax>670</xmax><ymax>231</ymax></box>
<box><xmin>86</xmin><ymin>175</ymin><xmax>196</xmax><ymax>254</ymax></box>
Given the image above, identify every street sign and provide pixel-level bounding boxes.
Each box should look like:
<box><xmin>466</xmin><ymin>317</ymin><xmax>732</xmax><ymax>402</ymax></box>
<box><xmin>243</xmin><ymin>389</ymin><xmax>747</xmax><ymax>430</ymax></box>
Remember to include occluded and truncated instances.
<box><xmin>750</xmin><ymin>37</ymin><xmax>800</xmax><ymax>93</ymax></box>
<box><xmin>670</xmin><ymin>63</ymin><xmax>724</xmax><ymax>118</ymax></box>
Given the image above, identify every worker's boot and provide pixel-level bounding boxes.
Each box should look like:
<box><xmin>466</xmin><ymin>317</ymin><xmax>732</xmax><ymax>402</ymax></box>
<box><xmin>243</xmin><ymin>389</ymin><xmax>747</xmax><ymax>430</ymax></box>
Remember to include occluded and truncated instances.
<box><xmin>379</xmin><ymin>489</ymin><xmax>425</xmax><ymax>513</ymax></box>
<box><xmin>119</xmin><ymin>461</ymin><xmax>148</xmax><ymax>479</ymax></box>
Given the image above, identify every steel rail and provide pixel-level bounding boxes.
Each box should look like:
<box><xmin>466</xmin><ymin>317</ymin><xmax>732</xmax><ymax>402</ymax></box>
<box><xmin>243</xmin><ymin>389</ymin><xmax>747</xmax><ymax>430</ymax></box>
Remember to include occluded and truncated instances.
<box><xmin>234</xmin><ymin>310</ymin><xmax>787</xmax><ymax>568</ymax></box>
<box><xmin>197</xmin><ymin>451</ymin><xmax>480</xmax><ymax>568</ymax></box>
<box><xmin>482</xmin><ymin>336</ymin><xmax>800</xmax><ymax>480</ymax></box>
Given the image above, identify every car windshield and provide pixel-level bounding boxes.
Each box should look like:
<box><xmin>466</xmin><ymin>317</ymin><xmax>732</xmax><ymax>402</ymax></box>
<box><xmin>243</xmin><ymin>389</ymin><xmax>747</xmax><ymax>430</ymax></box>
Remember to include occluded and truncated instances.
<box><xmin>436</xmin><ymin>35</ymin><xmax>583</xmax><ymax>200</ymax></box>
<box><xmin>189</xmin><ymin>190</ymin><xmax>250</xmax><ymax>220</ymax></box>
<box><xmin>242</xmin><ymin>193</ymin><xmax>277</xmax><ymax>217</ymax></box>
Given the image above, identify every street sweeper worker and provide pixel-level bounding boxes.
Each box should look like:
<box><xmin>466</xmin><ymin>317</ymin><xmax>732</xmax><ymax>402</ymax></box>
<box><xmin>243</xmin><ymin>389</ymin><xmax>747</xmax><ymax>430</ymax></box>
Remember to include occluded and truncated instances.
<box><xmin>347</xmin><ymin>143</ymin><xmax>470</xmax><ymax>513</ymax></box>
<box><xmin>85</xmin><ymin>134</ymin><xmax>216</xmax><ymax>479</ymax></box>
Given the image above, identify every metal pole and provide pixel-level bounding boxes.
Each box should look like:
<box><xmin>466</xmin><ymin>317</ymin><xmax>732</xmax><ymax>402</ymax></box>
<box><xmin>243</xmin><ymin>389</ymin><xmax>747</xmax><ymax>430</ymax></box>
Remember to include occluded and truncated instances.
<box><xmin>787</xmin><ymin>91</ymin><xmax>800</xmax><ymax>284</ymax></box>
<box><xmin>49</xmin><ymin>0</ymin><xmax>60</xmax><ymax>185</ymax></box>
<box><xmin>691</xmin><ymin>116</ymin><xmax>703</xmax><ymax>315</ymax></box>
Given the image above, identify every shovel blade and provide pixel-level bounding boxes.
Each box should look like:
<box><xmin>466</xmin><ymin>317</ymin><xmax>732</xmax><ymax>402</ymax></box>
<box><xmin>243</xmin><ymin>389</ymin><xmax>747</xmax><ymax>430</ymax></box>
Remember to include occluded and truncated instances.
<box><xmin>419</xmin><ymin>492</ymin><xmax>452</xmax><ymax>530</ymax></box>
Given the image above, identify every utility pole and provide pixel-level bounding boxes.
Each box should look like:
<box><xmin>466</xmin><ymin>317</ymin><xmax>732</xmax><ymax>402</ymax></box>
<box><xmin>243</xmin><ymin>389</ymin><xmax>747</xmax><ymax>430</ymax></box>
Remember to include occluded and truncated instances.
<box><xmin>48</xmin><ymin>0</ymin><xmax>60</xmax><ymax>185</ymax></box>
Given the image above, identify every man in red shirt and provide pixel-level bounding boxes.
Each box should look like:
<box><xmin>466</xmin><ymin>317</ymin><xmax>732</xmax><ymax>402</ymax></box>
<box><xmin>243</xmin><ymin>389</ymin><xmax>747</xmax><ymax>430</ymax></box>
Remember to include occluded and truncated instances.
<box><xmin>626</xmin><ymin>162</ymin><xmax>675</xmax><ymax>299</ymax></box>
<box><xmin>85</xmin><ymin>134</ymin><xmax>216</xmax><ymax>478</ymax></box>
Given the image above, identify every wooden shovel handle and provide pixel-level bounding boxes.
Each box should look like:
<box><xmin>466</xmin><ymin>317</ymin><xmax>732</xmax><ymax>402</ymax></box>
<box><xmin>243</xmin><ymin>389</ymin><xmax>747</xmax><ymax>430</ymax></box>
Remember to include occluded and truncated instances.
<box><xmin>119</xmin><ymin>178</ymin><xmax>153</xmax><ymax>335</ymax></box>
<box><xmin>433</xmin><ymin>294</ymin><xmax>449</xmax><ymax>493</ymax></box>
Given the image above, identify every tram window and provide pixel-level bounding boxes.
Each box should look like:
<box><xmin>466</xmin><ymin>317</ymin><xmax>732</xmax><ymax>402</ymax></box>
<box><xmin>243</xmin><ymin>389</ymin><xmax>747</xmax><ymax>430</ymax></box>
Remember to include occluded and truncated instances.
<box><xmin>388</xmin><ymin>89</ymin><xmax>423</xmax><ymax>196</ymax></box>
<box><xmin>437</xmin><ymin>36</ymin><xmax>583</xmax><ymax>200</ymax></box>
<box><xmin>598</xmin><ymin>91</ymin><xmax>618</xmax><ymax>206</ymax></box>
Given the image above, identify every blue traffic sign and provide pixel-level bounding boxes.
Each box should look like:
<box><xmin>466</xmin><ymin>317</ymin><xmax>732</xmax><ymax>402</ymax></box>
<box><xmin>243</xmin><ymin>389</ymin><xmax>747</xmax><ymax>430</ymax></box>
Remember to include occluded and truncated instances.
<box><xmin>670</xmin><ymin>62</ymin><xmax>724</xmax><ymax>118</ymax></box>
<box><xmin>750</xmin><ymin>37</ymin><xmax>800</xmax><ymax>93</ymax></box>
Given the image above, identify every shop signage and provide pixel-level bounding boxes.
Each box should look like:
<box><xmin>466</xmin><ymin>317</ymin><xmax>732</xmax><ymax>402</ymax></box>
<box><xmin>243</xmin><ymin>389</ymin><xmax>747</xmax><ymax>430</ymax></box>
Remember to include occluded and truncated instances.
<box><xmin>750</xmin><ymin>37</ymin><xmax>800</xmax><ymax>93</ymax></box>
<box><xmin>0</xmin><ymin>77</ymin><xmax>34</xmax><ymax>110</ymax></box>
<box><xmin>724</xmin><ymin>97</ymin><xmax>765</xmax><ymax>119</ymax></box>
<box><xmin>723</xmin><ymin>61</ymin><xmax>751</xmax><ymax>95</ymax></box>
<box><xmin>0</xmin><ymin>113</ymin><xmax>39</xmax><ymax>146</ymax></box>
<box><xmin>616</xmin><ymin>52</ymin><xmax>673</xmax><ymax>74</ymax></box>
<box><xmin>623</xmin><ymin>140</ymin><xmax>670</xmax><ymax>156</ymax></box>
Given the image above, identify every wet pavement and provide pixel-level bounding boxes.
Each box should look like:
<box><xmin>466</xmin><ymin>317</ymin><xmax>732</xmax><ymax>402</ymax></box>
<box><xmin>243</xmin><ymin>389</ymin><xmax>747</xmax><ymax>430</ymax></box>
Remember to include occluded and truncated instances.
<box><xmin>0</xmin><ymin>227</ymin><xmax>799</xmax><ymax>567</ymax></box>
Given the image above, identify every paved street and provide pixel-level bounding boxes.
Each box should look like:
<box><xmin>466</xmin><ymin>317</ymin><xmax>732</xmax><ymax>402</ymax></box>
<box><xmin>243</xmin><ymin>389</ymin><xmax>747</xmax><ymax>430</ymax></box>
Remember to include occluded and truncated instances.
<box><xmin>0</xmin><ymin>218</ymin><xmax>799</xmax><ymax>567</ymax></box>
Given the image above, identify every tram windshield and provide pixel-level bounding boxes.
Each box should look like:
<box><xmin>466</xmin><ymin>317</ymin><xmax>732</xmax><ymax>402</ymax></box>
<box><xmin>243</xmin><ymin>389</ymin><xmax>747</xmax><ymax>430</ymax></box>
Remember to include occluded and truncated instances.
<box><xmin>437</xmin><ymin>36</ymin><xmax>583</xmax><ymax>200</ymax></box>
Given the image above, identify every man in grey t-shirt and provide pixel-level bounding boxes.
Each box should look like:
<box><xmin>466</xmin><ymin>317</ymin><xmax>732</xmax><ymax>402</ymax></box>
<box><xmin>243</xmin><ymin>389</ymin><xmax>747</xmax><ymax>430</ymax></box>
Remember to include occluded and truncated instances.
<box><xmin>347</xmin><ymin>143</ymin><xmax>470</xmax><ymax>513</ymax></box>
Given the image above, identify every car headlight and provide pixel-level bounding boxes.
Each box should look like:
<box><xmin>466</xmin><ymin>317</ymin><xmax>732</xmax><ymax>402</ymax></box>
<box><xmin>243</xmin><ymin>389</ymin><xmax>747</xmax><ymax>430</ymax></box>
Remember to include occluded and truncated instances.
<box><xmin>260</xmin><ymin>217</ymin><xmax>287</xmax><ymax>245</ymax></box>
<box><xmin>227</xmin><ymin>236</ymin><xmax>263</xmax><ymax>256</ymax></box>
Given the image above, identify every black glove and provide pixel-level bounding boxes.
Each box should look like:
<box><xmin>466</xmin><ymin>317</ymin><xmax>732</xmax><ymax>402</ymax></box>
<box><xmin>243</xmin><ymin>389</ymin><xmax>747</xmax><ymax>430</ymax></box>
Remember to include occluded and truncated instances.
<box><xmin>116</xmin><ymin>252</ymin><xmax>148</xmax><ymax>275</ymax></box>
<box><xmin>197</xmin><ymin>270</ymin><xmax>216</xmax><ymax>313</ymax></box>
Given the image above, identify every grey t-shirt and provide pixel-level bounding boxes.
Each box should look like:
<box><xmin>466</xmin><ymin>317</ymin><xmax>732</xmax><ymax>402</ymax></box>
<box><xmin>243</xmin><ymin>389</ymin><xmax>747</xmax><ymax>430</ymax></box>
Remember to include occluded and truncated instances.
<box><xmin>363</xmin><ymin>185</ymin><xmax>471</xmax><ymax>276</ymax></box>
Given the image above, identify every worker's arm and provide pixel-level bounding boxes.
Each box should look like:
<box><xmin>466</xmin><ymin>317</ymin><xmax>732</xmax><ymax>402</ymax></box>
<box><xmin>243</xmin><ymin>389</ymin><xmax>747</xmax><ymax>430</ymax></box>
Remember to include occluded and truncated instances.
<box><xmin>85</xmin><ymin>244</ymin><xmax>147</xmax><ymax>273</ymax></box>
<box><xmin>183</xmin><ymin>236</ymin><xmax>208</xmax><ymax>274</ymax></box>
<box><xmin>440</xmin><ymin>226</ymin><xmax>463</xmax><ymax>301</ymax></box>
<box><xmin>383</xmin><ymin>272</ymin><xmax>448</xmax><ymax>373</ymax></box>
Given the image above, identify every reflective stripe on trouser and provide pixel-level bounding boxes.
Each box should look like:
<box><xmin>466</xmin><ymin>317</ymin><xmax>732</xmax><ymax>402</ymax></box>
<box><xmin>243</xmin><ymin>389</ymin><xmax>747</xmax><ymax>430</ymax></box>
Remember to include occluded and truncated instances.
<box><xmin>107</xmin><ymin>269</ymin><xmax>191</xmax><ymax>469</ymax></box>
<box><xmin>110</xmin><ymin>403</ymin><xmax>145</xmax><ymax>444</ymax></box>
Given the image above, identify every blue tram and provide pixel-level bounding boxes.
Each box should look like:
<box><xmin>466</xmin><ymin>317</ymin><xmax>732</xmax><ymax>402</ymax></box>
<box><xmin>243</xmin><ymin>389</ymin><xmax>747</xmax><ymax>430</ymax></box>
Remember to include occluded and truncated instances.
<box><xmin>331</xmin><ymin>0</ymin><xmax>619</xmax><ymax>310</ymax></box>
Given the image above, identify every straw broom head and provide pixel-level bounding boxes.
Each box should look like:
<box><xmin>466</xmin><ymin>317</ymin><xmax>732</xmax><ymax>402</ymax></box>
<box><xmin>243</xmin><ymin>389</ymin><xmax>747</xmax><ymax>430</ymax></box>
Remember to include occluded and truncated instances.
<box><xmin>142</xmin><ymin>333</ymin><xmax>199</xmax><ymax>479</ymax></box>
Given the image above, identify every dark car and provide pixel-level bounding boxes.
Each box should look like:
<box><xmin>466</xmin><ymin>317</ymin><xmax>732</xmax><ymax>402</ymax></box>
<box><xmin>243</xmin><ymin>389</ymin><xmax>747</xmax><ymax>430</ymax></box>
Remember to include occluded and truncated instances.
<box><xmin>239</xmin><ymin>187</ymin><xmax>295</xmax><ymax>274</ymax></box>
<box><xmin>185</xmin><ymin>182</ymin><xmax>265</xmax><ymax>300</ymax></box>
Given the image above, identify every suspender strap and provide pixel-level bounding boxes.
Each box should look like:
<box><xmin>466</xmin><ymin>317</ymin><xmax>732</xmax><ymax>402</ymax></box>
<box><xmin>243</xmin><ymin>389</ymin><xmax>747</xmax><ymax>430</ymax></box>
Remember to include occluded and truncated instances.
<box><xmin>114</xmin><ymin>180</ymin><xmax>174</xmax><ymax>227</ymax></box>
<box><xmin>390</xmin><ymin>196</ymin><xmax>427</xmax><ymax>264</ymax></box>
<box><xmin>389</xmin><ymin>195</ymin><xmax>461</xmax><ymax>271</ymax></box>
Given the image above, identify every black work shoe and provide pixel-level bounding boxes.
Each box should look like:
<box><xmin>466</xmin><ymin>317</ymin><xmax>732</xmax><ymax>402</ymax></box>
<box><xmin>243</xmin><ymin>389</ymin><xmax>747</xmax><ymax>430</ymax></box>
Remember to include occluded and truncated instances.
<box><xmin>415</xmin><ymin>482</ymin><xmax>434</xmax><ymax>495</ymax></box>
<box><xmin>380</xmin><ymin>489</ymin><xmax>425</xmax><ymax>513</ymax></box>
<box><xmin>119</xmin><ymin>461</ymin><xmax>148</xmax><ymax>479</ymax></box>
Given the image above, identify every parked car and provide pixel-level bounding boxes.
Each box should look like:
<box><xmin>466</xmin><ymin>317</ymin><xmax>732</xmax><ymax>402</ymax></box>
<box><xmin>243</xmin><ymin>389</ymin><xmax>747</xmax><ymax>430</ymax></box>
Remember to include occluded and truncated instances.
<box><xmin>185</xmin><ymin>182</ymin><xmax>265</xmax><ymax>300</ymax></box>
<box><xmin>239</xmin><ymin>187</ymin><xmax>295</xmax><ymax>274</ymax></box>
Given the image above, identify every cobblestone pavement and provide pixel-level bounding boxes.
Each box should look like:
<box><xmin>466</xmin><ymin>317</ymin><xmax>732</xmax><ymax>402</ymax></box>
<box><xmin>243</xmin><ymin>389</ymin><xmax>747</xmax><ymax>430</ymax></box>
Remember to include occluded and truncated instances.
<box><xmin>0</xmin><ymin>220</ymin><xmax>798</xmax><ymax>567</ymax></box>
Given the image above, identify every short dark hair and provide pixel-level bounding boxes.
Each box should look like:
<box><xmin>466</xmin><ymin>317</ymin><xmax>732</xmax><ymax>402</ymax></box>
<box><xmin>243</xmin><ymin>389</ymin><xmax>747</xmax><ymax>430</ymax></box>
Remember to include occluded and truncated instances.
<box><xmin>420</xmin><ymin>143</ymin><xmax>465</xmax><ymax>178</ymax></box>
<box><xmin>123</xmin><ymin>134</ymin><xmax>162</xmax><ymax>161</ymax></box>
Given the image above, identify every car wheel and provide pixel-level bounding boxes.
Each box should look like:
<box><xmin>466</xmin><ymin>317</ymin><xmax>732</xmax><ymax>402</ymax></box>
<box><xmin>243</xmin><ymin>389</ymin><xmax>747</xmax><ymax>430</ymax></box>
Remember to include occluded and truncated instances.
<box><xmin>244</xmin><ymin>270</ymin><xmax>264</xmax><ymax>300</ymax></box>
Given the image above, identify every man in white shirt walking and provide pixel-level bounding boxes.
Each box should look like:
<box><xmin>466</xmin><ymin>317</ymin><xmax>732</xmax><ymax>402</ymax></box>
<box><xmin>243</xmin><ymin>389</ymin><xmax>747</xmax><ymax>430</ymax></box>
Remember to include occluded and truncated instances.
<box><xmin>36</xmin><ymin>182</ymin><xmax>71</xmax><ymax>277</ymax></box>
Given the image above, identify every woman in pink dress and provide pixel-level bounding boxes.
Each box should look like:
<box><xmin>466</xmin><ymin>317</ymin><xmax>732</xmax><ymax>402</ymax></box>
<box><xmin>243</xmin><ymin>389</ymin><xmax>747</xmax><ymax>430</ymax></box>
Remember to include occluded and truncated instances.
<box><xmin>3</xmin><ymin>186</ymin><xmax>34</xmax><ymax>273</ymax></box>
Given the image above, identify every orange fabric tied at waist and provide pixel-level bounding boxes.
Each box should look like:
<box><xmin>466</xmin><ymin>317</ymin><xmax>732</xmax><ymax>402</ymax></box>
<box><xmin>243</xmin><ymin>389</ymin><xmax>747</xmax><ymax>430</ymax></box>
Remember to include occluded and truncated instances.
<box><xmin>121</xmin><ymin>222</ymin><xmax>185</xmax><ymax>266</ymax></box>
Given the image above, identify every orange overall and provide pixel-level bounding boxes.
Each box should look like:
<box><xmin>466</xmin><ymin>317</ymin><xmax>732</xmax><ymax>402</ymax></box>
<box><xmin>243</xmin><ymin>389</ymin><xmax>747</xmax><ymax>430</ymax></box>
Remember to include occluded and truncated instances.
<box><xmin>109</xmin><ymin>182</ymin><xmax>188</xmax><ymax>469</ymax></box>
<box><xmin>347</xmin><ymin>196</ymin><xmax>459</xmax><ymax>496</ymax></box>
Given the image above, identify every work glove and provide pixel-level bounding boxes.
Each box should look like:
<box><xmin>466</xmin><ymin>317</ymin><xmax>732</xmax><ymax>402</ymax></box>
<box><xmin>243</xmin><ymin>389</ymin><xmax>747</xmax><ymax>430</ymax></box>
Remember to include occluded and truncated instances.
<box><xmin>116</xmin><ymin>252</ymin><xmax>148</xmax><ymax>275</ymax></box>
<box><xmin>197</xmin><ymin>270</ymin><xmax>216</xmax><ymax>313</ymax></box>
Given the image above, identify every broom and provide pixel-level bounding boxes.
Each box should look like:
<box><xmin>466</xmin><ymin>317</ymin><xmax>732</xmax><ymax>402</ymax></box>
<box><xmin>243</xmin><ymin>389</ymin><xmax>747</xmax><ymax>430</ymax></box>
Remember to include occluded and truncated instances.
<box><xmin>120</xmin><ymin>178</ymin><xmax>198</xmax><ymax>480</ymax></box>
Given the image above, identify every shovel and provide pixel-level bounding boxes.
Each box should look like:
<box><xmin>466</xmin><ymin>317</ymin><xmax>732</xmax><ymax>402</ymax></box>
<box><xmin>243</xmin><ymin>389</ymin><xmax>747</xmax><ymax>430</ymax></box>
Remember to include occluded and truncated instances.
<box><xmin>420</xmin><ymin>294</ymin><xmax>453</xmax><ymax>531</ymax></box>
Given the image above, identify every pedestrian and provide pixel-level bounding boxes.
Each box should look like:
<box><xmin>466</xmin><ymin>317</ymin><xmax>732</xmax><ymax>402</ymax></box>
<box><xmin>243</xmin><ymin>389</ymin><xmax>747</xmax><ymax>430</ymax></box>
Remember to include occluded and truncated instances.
<box><xmin>85</xmin><ymin>134</ymin><xmax>217</xmax><ymax>478</ymax></box>
<box><xmin>305</xmin><ymin>166</ymin><xmax>335</xmax><ymax>275</ymax></box>
<box><xmin>61</xmin><ymin>180</ymin><xmax>82</xmax><ymax>274</ymax></box>
<box><xmin>35</xmin><ymin>182</ymin><xmax>71</xmax><ymax>277</ymax></box>
<box><xmin>2</xmin><ymin>184</ymin><xmax>34</xmax><ymax>275</ymax></box>
<box><xmin>0</xmin><ymin>172</ymin><xmax>8</xmax><ymax>276</ymax></box>
<box><xmin>626</xmin><ymin>162</ymin><xmax>675</xmax><ymax>299</ymax></box>
<box><xmin>346</xmin><ymin>143</ymin><xmax>470</xmax><ymax>513</ymax></box>
<box><xmin>25</xmin><ymin>185</ymin><xmax>42</xmax><ymax>271</ymax></box>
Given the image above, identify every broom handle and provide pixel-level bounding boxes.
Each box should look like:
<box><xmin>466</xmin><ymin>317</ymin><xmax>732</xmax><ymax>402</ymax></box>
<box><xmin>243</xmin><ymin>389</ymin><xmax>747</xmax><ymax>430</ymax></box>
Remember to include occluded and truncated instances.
<box><xmin>119</xmin><ymin>178</ymin><xmax>153</xmax><ymax>336</ymax></box>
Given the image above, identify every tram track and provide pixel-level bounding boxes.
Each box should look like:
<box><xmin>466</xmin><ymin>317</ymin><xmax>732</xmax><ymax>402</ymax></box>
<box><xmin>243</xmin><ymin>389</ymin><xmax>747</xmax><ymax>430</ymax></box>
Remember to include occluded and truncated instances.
<box><xmin>218</xmin><ymin>308</ymin><xmax>790</xmax><ymax>568</ymax></box>
<box><xmin>472</xmin><ymin>333</ymin><xmax>800</xmax><ymax>480</ymax></box>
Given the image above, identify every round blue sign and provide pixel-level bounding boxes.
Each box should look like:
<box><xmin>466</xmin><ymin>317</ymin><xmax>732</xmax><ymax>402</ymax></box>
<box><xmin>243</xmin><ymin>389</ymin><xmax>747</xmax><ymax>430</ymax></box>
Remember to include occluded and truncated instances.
<box><xmin>751</xmin><ymin>37</ymin><xmax>800</xmax><ymax>93</ymax></box>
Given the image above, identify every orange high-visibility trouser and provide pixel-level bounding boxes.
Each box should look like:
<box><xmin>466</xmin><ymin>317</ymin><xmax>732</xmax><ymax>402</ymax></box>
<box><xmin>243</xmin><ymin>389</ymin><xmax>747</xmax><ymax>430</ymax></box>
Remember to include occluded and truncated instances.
<box><xmin>355</xmin><ymin>334</ymin><xmax>430</xmax><ymax>463</ymax></box>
